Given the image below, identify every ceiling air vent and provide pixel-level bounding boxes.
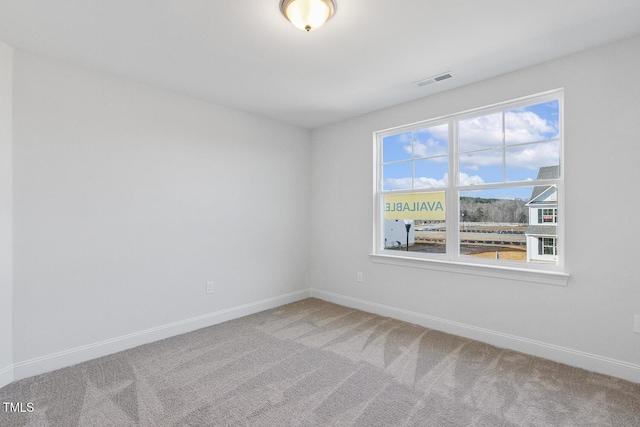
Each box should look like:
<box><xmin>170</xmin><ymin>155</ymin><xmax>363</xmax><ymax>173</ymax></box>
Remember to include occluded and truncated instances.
<box><xmin>414</xmin><ymin>72</ymin><xmax>453</xmax><ymax>88</ymax></box>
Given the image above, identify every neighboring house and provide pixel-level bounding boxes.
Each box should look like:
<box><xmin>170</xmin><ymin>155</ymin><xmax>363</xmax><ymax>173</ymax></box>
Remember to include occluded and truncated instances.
<box><xmin>525</xmin><ymin>166</ymin><xmax>559</xmax><ymax>263</ymax></box>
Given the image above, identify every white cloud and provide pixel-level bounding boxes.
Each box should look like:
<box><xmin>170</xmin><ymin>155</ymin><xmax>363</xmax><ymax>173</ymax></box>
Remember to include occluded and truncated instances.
<box><xmin>398</xmin><ymin>132</ymin><xmax>412</xmax><ymax>143</ymax></box>
<box><xmin>505</xmin><ymin>142</ymin><xmax>559</xmax><ymax>168</ymax></box>
<box><xmin>408</xmin><ymin>138</ymin><xmax>447</xmax><ymax>158</ymax></box>
<box><xmin>383</xmin><ymin>172</ymin><xmax>484</xmax><ymax>190</ymax></box>
<box><xmin>411</xmin><ymin>142</ymin><xmax>427</xmax><ymax>157</ymax></box>
<box><xmin>415</xmin><ymin>176</ymin><xmax>447</xmax><ymax>188</ymax></box>
<box><xmin>402</xmin><ymin>125</ymin><xmax>449</xmax><ymax>158</ymax></box>
<box><xmin>505</xmin><ymin>111</ymin><xmax>557</xmax><ymax>143</ymax></box>
<box><xmin>459</xmin><ymin>142</ymin><xmax>559</xmax><ymax>172</ymax></box>
<box><xmin>383</xmin><ymin>177</ymin><xmax>415</xmax><ymax>190</ymax></box>
<box><xmin>459</xmin><ymin>172</ymin><xmax>485</xmax><ymax>186</ymax></box>
<box><xmin>459</xmin><ymin>112</ymin><xmax>502</xmax><ymax>150</ymax></box>
<box><xmin>459</xmin><ymin>151</ymin><xmax>501</xmax><ymax>168</ymax></box>
<box><xmin>383</xmin><ymin>176</ymin><xmax>448</xmax><ymax>190</ymax></box>
<box><xmin>459</xmin><ymin>110</ymin><xmax>558</xmax><ymax>152</ymax></box>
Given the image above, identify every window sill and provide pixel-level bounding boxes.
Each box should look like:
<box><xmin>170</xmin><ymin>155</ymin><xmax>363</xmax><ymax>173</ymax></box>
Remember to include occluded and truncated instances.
<box><xmin>369</xmin><ymin>253</ymin><xmax>569</xmax><ymax>286</ymax></box>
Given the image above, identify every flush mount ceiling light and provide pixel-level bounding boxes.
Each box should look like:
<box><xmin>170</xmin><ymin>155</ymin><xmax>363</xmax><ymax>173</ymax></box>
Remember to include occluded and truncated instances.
<box><xmin>280</xmin><ymin>0</ymin><xmax>337</xmax><ymax>32</ymax></box>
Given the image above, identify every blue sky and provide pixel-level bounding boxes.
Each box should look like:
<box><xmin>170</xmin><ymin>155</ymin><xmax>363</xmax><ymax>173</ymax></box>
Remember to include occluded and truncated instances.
<box><xmin>382</xmin><ymin>100</ymin><xmax>559</xmax><ymax>199</ymax></box>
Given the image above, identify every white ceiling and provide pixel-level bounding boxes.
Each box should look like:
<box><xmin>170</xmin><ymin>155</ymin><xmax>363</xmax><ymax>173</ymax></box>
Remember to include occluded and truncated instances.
<box><xmin>1</xmin><ymin>1</ymin><xmax>639</xmax><ymax>128</ymax></box>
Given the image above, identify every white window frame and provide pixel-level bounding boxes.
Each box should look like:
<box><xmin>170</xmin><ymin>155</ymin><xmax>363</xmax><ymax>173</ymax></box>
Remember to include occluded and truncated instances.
<box><xmin>371</xmin><ymin>90</ymin><xmax>569</xmax><ymax>286</ymax></box>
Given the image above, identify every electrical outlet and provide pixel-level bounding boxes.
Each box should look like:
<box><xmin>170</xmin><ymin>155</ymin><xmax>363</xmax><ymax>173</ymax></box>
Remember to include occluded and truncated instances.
<box><xmin>634</xmin><ymin>315</ymin><xmax>640</xmax><ymax>334</ymax></box>
<box><xmin>206</xmin><ymin>281</ymin><xmax>215</xmax><ymax>294</ymax></box>
<box><xmin>356</xmin><ymin>272</ymin><xmax>363</xmax><ymax>283</ymax></box>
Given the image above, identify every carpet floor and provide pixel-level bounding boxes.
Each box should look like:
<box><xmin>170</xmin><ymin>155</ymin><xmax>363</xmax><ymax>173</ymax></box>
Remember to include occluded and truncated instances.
<box><xmin>1</xmin><ymin>297</ymin><xmax>639</xmax><ymax>426</ymax></box>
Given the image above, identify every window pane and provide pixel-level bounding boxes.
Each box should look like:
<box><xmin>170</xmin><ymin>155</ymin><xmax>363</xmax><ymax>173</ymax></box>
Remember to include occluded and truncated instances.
<box><xmin>459</xmin><ymin>149</ymin><xmax>503</xmax><ymax>184</ymax></box>
<box><xmin>543</xmin><ymin>238</ymin><xmax>556</xmax><ymax>255</ymax></box>
<box><xmin>382</xmin><ymin>132</ymin><xmax>412</xmax><ymax>162</ymax></box>
<box><xmin>505</xmin><ymin>100</ymin><xmax>559</xmax><ymax>145</ymax></box>
<box><xmin>458</xmin><ymin>112</ymin><xmax>502</xmax><ymax>153</ymax></box>
<box><xmin>413</xmin><ymin>124</ymin><xmax>448</xmax><ymax>159</ymax></box>
<box><xmin>459</xmin><ymin>188</ymin><xmax>532</xmax><ymax>263</ymax></box>
<box><xmin>382</xmin><ymin>162</ymin><xmax>412</xmax><ymax>190</ymax></box>
<box><xmin>505</xmin><ymin>141</ymin><xmax>560</xmax><ymax>182</ymax></box>
<box><xmin>383</xmin><ymin>192</ymin><xmax>446</xmax><ymax>254</ymax></box>
<box><xmin>414</xmin><ymin>157</ymin><xmax>448</xmax><ymax>189</ymax></box>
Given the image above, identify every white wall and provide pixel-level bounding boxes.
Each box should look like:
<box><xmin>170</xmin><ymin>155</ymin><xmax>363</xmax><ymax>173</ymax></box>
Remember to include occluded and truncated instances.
<box><xmin>0</xmin><ymin>41</ymin><xmax>13</xmax><ymax>388</ymax></box>
<box><xmin>11</xmin><ymin>51</ymin><xmax>311</xmax><ymax>378</ymax></box>
<box><xmin>309</xmin><ymin>35</ymin><xmax>640</xmax><ymax>382</ymax></box>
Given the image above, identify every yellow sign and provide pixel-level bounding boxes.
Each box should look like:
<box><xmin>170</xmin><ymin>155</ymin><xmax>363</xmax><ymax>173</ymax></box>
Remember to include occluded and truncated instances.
<box><xmin>384</xmin><ymin>192</ymin><xmax>445</xmax><ymax>220</ymax></box>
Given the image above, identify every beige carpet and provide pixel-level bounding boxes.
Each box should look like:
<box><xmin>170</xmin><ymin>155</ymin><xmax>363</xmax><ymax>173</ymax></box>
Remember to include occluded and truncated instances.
<box><xmin>1</xmin><ymin>298</ymin><xmax>639</xmax><ymax>426</ymax></box>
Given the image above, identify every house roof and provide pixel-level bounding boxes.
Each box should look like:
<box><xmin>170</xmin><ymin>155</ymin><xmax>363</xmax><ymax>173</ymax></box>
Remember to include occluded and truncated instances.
<box><xmin>528</xmin><ymin>165</ymin><xmax>560</xmax><ymax>203</ymax></box>
<box><xmin>526</xmin><ymin>225</ymin><xmax>557</xmax><ymax>236</ymax></box>
<box><xmin>536</xmin><ymin>165</ymin><xmax>560</xmax><ymax>180</ymax></box>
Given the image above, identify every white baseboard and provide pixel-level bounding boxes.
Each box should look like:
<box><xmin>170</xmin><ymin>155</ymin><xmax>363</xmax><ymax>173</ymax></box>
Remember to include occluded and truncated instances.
<box><xmin>310</xmin><ymin>288</ymin><xmax>640</xmax><ymax>384</ymax></box>
<box><xmin>11</xmin><ymin>289</ymin><xmax>310</xmax><ymax>383</ymax></box>
<box><xmin>0</xmin><ymin>364</ymin><xmax>13</xmax><ymax>389</ymax></box>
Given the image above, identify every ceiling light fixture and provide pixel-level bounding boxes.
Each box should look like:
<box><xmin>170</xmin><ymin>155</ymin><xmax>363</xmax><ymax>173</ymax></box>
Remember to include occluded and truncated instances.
<box><xmin>280</xmin><ymin>0</ymin><xmax>337</xmax><ymax>32</ymax></box>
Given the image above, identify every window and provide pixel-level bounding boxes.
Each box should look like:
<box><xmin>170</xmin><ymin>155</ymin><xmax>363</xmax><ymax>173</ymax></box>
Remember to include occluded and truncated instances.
<box><xmin>540</xmin><ymin>208</ymin><xmax>557</xmax><ymax>223</ymax></box>
<box><xmin>374</xmin><ymin>91</ymin><xmax>564</xmax><ymax>273</ymax></box>
<box><xmin>539</xmin><ymin>237</ymin><xmax>557</xmax><ymax>256</ymax></box>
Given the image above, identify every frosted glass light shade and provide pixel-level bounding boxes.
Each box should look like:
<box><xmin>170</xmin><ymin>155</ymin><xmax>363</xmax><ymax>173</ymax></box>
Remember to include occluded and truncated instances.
<box><xmin>280</xmin><ymin>0</ymin><xmax>337</xmax><ymax>32</ymax></box>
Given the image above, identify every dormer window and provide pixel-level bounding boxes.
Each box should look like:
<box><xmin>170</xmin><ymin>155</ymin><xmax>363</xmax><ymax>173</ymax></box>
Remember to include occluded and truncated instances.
<box><xmin>539</xmin><ymin>208</ymin><xmax>557</xmax><ymax>224</ymax></box>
